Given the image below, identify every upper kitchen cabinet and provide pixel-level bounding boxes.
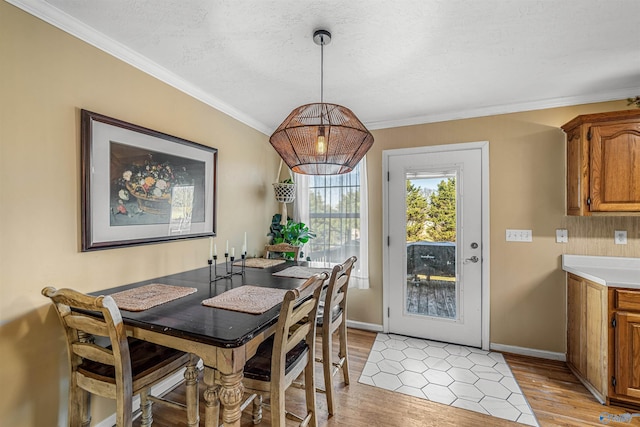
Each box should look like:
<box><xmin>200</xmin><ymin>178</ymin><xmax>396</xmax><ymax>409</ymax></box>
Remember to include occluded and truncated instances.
<box><xmin>562</xmin><ymin>110</ymin><xmax>640</xmax><ymax>216</ymax></box>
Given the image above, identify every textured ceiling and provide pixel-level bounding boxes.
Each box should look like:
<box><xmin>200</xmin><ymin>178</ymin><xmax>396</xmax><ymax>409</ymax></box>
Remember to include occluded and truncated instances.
<box><xmin>9</xmin><ymin>0</ymin><xmax>640</xmax><ymax>134</ymax></box>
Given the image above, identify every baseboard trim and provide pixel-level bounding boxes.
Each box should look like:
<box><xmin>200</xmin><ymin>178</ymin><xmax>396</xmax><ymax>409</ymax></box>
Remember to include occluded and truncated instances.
<box><xmin>490</xmin><ymin>343</ymin><xmax>566</xmax><ymax>361</ymax></box>
<box><xmin>346</xmin><ymin>320</ymin><xmax>384</xmax><ymax>332</ymax></box>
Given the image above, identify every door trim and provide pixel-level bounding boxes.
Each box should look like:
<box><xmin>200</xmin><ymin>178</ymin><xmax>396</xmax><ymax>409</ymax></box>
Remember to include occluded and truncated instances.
<box><xmin>382</xmin><ymin>141</ymin><xmax>491</xmax><ymax>350</ymax></box>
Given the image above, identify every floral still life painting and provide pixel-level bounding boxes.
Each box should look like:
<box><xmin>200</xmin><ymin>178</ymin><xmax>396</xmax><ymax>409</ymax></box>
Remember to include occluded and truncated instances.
<box><xmin>110</xmin><ymin>143</ymin><xmax>206</xmax><ymax>226</ymax></box>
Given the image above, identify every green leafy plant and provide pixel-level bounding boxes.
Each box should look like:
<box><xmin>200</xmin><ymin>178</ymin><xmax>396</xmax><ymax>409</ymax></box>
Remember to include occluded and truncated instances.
<box><xmin>267</xmin><ymin>214</ymin><xmax>315</xmax><ymax>259</ymax></box>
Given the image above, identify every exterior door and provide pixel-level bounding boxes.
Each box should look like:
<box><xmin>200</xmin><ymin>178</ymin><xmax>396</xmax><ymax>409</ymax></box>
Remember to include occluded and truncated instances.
<box><xmin>383</xmin><ymin>142</ymin><xmax>488</xmax><ymax>348</ymax></box>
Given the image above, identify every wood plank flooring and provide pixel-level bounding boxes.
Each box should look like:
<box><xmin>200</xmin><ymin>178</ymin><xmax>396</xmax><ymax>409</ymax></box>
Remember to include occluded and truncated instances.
<box><xmin>135</xmin><ymin>329</ymin><xmax>638</xmax><ymax>427</ymax></box>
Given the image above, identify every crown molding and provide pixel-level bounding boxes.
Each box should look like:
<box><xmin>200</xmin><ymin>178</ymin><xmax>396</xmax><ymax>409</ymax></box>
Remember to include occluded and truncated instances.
<box><xmin>365</xmin><ymin>87</ymin><xmax>639</xmax><ymax>130</ymax></box>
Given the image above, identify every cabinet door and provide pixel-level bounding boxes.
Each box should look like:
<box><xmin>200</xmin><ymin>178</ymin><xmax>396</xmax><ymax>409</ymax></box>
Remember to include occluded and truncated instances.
<box><xmin>615</xmin><ymin>311</ymin><xmax>640</xmax><ymax>399</ymax></box>
<box><xmin>590</xmin><ymin>122</ymin><xmax>640</xmax><ymax>212</ymax></box>
<box><xmin>566</xmin><ymin>127</ymin><xmax>589</xmax><ymax>216</ymax></box>
<box><xmin>585</xmin><ymin>280</ymin><xmax>607</xmax><ymax>396</ymax></box>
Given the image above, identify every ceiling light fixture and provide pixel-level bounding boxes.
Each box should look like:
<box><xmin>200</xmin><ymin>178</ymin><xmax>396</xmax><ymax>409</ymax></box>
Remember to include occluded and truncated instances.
<box><xmin>269</xmin><ymin>29</ymin><xmax>374</xmax><ymax>175</ymax></box>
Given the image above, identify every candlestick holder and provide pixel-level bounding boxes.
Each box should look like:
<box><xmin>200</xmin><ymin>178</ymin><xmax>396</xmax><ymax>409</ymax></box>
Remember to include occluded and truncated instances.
<box><xmin>208</xmin><ymin>252</ymin><xmax>245</xmax><ymax>283</ymax></box>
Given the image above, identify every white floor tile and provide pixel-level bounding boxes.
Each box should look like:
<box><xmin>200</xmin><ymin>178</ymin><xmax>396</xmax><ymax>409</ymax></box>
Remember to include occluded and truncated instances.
<box><xmin>403</xmin><ymin>347</ymin><xmax>428</xmax><ymax>360</ymax></box>
<box><xmin>451</xmin><ymin>398</ymin><xmax>490</xmax><ymax>415</ymax></box>
<box><xmin>371</xmin><ymin>371</ymin><xmax>402</xmax><ymax>391</ymax></box>
<box><xmin>401</xmin><ymin>358</ymin><xmax>428</xmax><ymax>373</ymax></box>
<box><xmin>448</xmin><ymin>382</ymin><xmax>485</xmax><ymax>402</ymax></box>
<box><xmin>359</xmin><ymin>334</ymin><xmax>538</xmax><ymax>426</ymax></box>
<box><xmin>422</xmin><ymin>383</ymin><xmax>457</xmax><ymax>405</ymax></box>
<box><xmin>479</xmin><ymin>396</ymin><xmax>521</xmax><ymax>421</ymax></box>
<box><xmin>423</xmin><ymin>369</ymin><xmax>455</xmax><ymax>386</ymax></box>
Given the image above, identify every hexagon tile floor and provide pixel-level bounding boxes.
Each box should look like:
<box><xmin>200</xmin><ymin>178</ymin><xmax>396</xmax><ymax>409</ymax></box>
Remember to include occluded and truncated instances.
<box><xmin>358</xmin><ymin>333</ymin><xmax>539</xmax><ymax>426</ymax></box>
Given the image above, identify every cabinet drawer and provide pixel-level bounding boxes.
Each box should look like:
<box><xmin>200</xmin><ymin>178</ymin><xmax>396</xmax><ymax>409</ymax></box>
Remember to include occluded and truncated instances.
<box><xmin>615</xmin><ymin>289</ymin><xmax>640</xmax><ymax>312</ymax></box>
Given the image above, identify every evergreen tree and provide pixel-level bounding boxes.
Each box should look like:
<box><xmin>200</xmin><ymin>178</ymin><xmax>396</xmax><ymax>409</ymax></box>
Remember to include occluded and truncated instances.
<box><xmin>426</xmin><ymin>177</ymin><xmax>456</xmax><ymax>242</ymax></box>
<box><xmin>406</xmin><ymin>181</ymin><xmax>429</xmax><ymax>242</ymax></box>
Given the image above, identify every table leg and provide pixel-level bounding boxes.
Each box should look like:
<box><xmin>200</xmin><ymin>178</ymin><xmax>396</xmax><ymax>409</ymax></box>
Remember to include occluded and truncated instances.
<box><xmin>185</xmin><ymin>354</ymin><xmax>200</xmax><ymax>427</ymax></box>
<box><xmin>219</xmin><ymin>371</ymin><xmax>245</xmax><ymax>427</ymax></box>
<box><xmin>203</xmin><ymin>366</ymin><xmax>220</xmax><ymax>427</ymax></box>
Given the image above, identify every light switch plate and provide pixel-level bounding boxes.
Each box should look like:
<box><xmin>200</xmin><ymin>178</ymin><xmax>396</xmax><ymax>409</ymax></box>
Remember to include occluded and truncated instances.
<box><xmin>556</xmin><ymin>229</ymin><xmax>568</xmax><ymax>243</ymax></box>
<box><xmin>615</xmin><ymin>230</ymin><xmax>628</xmax><ymax>245</ymax></box>
<box><xmin>506</xmin><ymin>229</ymin><xmax>532</xmax><ymax>242</ymax></box>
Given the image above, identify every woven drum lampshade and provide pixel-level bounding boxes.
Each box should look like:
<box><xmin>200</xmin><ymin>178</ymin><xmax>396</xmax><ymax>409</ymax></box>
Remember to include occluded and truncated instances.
<box><xmin>269</xmin><ymin>102</ymin><xmax>374</xmax><ymax>175</ymax></box>
<box><xmin>269</xmin><ymin>29</ymin><xmax>374</xmax><ymax>175</ymax></box>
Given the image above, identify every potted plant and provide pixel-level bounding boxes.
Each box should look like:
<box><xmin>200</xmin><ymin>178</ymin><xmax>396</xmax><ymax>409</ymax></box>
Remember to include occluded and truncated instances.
<box><xmin>267</xmin><ymin>214</ymin><xmax>316</xmax><ymax>259</ymax></box>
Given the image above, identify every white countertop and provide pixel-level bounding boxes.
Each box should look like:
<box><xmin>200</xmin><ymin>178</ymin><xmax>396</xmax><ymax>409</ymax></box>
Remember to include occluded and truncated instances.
<box><xmin>562</xmin><ymin>255</ymin><xmax>640</xmax><ymax>288</ymax></box>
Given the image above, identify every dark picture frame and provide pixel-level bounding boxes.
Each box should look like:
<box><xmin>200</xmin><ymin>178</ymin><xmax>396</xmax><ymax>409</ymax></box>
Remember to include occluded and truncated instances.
<box><xmin>81</xmin><ymin>110</ymin><xmax>217</xmax><ymax>251</ymax></box>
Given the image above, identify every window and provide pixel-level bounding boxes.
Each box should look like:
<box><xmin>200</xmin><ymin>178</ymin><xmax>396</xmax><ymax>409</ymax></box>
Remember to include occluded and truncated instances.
<box><xmin>294</xmin><ymin>157</ymin><xmax>369</xmax><ymax>288</ymax></box>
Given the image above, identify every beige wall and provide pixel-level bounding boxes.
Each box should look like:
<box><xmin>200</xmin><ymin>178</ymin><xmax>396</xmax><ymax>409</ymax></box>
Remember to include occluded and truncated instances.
<box><xmin>0</xmin><ymin>3</ymin><xmax>280</xmax><ymax>425</ymax></box>
<box><xmin>3</xmin><ymin>2</ymin><xmax>640</xmax><ymax>426</ymax></box>
<box><xmin>350</xmin><ymin>100</ymin><xmax>640</xmax><ymax>354</ymax></box>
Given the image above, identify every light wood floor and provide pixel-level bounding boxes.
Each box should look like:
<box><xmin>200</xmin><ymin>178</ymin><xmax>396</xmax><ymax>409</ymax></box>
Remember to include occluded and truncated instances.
<box><xmin>135</xmin><ymin>329</ymin><xmax>636</xmax><ymax>427</ymax></box>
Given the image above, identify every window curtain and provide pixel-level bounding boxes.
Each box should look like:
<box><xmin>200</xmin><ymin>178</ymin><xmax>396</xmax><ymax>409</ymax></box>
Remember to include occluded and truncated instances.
<box><xmin>294</xmin><ymin>157</ymin><xmax>369</xmax><ymax>289</ymax></box>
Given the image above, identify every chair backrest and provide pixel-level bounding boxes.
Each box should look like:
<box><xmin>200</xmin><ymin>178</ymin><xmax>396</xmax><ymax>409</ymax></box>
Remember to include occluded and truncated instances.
<box><xmin>321</xmin><ymin>256</ymin><xmax>357</xmax><ymax>331</ymax></box>
<box><xmin>265</xmin><ymin>242</ymin><xmax>301</xmax><ymax>260</ymax></box>
<box><xmin>42</xmin><ymin>287</ymin><xmax>133</xmax><ymax>413</ymax></box>
<box><xmin>271</xmin><ymin>272</ymin><xmax>327</xmax><ymax>383</ymax></box>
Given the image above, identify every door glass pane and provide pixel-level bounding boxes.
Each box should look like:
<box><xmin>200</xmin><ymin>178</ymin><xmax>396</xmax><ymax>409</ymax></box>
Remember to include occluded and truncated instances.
<box><xmin>405</xmin><ymin>171</ymin><xmax>457</xmax><ymax>319</ymax></box>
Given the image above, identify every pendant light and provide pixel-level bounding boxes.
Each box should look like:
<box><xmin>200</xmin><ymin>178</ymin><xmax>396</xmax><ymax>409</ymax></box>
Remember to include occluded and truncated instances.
<box><xmin>269</xmin><ymin>29</ymin><xmax>374</xmax><ymax>175</ymax></box>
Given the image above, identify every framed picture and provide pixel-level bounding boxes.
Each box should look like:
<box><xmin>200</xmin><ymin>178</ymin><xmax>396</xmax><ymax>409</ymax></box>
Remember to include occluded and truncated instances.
<box><xmin>81</xmin><ymin>110</ymin><xmax>217</xmax><ymax>251</ymax></box>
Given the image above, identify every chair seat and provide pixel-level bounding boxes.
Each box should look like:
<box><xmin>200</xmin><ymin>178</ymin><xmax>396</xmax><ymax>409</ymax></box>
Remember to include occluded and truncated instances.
<box><xmin>244</xmin><ymin>335</ymin><xmax>309</xmax><ymax>382</ymax></box>
<box><xmin>78</xmin><ymin>338</ymin><xmax>188</xmax><ymax>384</ymax></box>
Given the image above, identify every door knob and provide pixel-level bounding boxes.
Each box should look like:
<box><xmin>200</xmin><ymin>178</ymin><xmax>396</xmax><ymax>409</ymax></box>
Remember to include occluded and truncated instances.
<box><xmin>464</xmin><ymin>256</ymin><xmax>479</xmax><ymax>263</ymax></box>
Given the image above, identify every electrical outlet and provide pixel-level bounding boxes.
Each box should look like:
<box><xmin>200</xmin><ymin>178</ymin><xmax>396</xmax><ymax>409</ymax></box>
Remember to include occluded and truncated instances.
<box><xmin>615</xmin><ymin>230</ymin><xmax>627</xmax><ymax>245</ymax></box>
<box><xmin>506</xmin><ymin>229</ymin><xmax>532</xmax><ymax>242</ymax></box>
<box><xmin>556</xmin><ymin>229</ymin><xmax>568</xmax><ymax>243</ymax></box>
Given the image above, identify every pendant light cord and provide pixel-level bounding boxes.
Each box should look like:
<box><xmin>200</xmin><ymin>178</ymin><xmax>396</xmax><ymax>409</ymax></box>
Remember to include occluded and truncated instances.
<box><xmin>320</xmin><ymin>34</ymin><xmax>324</xmax><ymax>105</ymax></box>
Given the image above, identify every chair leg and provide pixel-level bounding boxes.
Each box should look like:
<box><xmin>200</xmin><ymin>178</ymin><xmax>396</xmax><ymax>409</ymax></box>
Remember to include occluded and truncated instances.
<box><xmin>270</xmin><ymin>386</ymin><xmax>287</xmax><ymax>427</ymax></box>
<box><xmin>69</xmin><ymin>381</ymin><xmax>91</xmax><ymax>427</ymax></box>
<box><xmin>323</xmin><ymin>330</ymin><xmax>335</xmax><ymax>416</ymax></box>
<box><xmin>338</xmin><ymin>322</ymin><xmax>350</xmax><ymax>385</ymax></box>
<box><xmin>140</xmin><ymin>388</ymin><xmax>153</xmax><ymax>427</ymax></box>
<box><xmin>304</xmin><ymin>354</ymin><xmax>318</xmax><ymax>427</ymax></box>
<box><xmin>251</xmin><ymin>394</ymin><xmax>263</xmax><ymax>424</ymax></box>
<box><xmin>185</xmin><ymin>354</ymin><xmax>200</xmax><ymax>427</ymax></box>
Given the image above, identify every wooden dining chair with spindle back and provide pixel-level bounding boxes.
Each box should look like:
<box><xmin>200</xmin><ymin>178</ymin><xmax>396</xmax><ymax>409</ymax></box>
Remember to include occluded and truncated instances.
<box><xmin>42</xmin><ymin>286</ymin><xmax>199</xmax><ymax>427</ymax></box>
<box><xmin>315</xmin><ymin>256</ymin><xmax>357</xmax><ymax>416</ymax></box>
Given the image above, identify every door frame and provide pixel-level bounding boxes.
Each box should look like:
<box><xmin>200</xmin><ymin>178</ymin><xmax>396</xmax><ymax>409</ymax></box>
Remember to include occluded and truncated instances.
<box><xmin>382</xmin><ymin>141</ymin><xmax>491</xmax><ymax>350</ymax></box>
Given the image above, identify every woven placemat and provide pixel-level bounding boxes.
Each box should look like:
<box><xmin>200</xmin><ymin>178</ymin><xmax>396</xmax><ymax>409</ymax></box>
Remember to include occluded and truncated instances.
<box><xmin>110</xmin><ymin>283</ymin><xmax>197</xmax><ymax>312</ymax></box>
<box><xmin>233</xmin><ymin>258</ymin><xmax>286</xmax><ymax>269</ymax></box>
<box><xmin>202</xmin><ymin>285</ymin><xmax>288</xmax><ymax>314</ymax></box>
<box><xmin>272</xmin><ymin>266</ymin><xmax>332</xmax><ymax>279</ymax></box>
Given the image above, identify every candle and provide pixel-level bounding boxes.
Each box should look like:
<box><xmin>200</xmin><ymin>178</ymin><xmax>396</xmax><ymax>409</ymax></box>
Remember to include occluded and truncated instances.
<box><xmin>209</xmin><ymin>237</ymin><xmax>213</xmax><ymax>260</ymax></box>
<box><xmin>231</xmin><ymin>247</ymin><xmax>235</xmax><ymax>257</ymax></box>
<box><xmin>226</xmin><ymin>240</ymin><xmax>229</xmax><ymax>254</ymax></box>
<box><xmin>243</xmin><ymin>232</ymin><xmax>247</xmax><ymax>254</ymax></box>
<box><xmin>214</xmin><ymin>244</ymin><xmax>217</xmax><ymax>256</ymax></box>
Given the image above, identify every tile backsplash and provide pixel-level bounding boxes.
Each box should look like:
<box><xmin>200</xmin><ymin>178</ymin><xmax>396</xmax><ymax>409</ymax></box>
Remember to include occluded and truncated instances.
<box><xmin>562</xmin><ymin>216</ymin><xmax>640</xmax><ymax>257</ymax></box>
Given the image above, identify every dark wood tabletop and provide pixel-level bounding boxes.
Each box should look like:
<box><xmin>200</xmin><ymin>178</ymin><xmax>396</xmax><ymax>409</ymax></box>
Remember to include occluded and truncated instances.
<box><xmin>95</xmin><ymin>261</ymin><xmax>307</xmax><ymax>349</ymax></box>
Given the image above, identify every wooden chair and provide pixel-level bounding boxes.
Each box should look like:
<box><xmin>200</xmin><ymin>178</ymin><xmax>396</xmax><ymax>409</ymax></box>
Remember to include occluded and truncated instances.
<box><xmin>316</xmin><ymin>256</ymin><xmax>357</xmax><ymax>416</ymax></box>
<box><xmin>42</xmin><ymin>287</ymin><xmax>199</xmax><ymax>427</ymax></box>
<box><xmin>264</xmin><ymin>242</ymin><xmax>301</xmax><ymax>260</ymax></box>
<box><xmin>241</xmin><ymin>272</ymin><xmax>328</xmax><ymax>427</ymax></box>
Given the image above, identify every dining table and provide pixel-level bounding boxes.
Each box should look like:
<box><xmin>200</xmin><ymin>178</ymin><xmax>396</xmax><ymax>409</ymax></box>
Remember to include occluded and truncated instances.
<box><xmin>92</xmin><ymin>260</ymin><xmax>329</xmax><ymax>427</ymax></box>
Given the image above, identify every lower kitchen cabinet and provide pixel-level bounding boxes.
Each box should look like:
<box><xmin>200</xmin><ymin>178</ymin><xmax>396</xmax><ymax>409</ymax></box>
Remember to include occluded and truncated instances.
<box><xmin>567</xmin><ymin>273</ymin><xmax>640</xmax><ymax>407</ymax></box>
<box><xmin>566</xmin><ymin>274</ymin><xmax>607</xmax><ymax>402</ymax></box>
